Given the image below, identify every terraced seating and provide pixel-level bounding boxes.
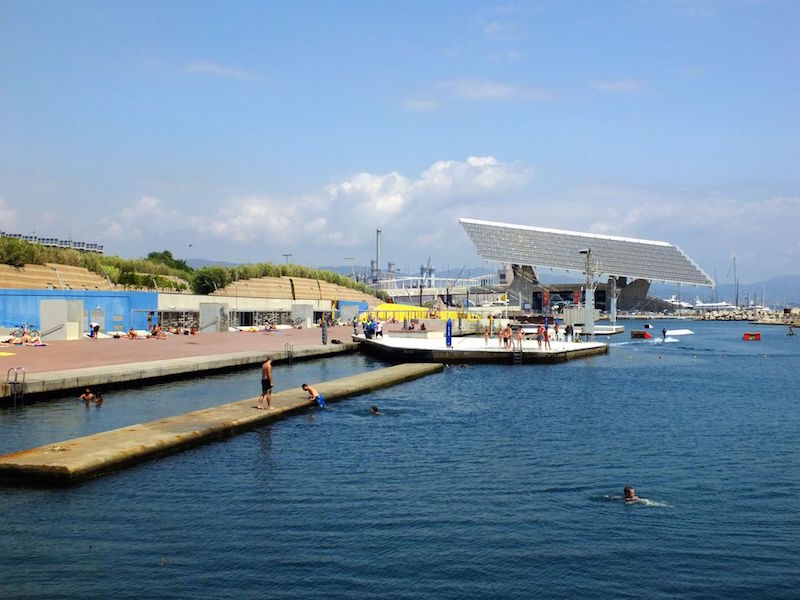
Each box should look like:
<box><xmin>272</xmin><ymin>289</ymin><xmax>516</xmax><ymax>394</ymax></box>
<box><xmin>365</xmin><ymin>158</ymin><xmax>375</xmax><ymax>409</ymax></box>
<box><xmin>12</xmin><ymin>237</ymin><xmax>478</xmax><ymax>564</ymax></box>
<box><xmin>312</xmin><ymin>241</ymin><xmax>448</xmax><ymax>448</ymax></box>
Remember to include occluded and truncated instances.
<box><xmin>212</xmin><ymin>275</ymin><xmax>379</xmax><ymax>305</ymax></box>
<box><xmin>0</xmin><ymin>263</ymin><xmax>112</xmax><ymax>290</ymax></box>
<box><xmin>289</xmin><ymin>277</ymin><xmax>322</xmax><ymax>301</ymax></box>
<box><xmin>44</xmin><ymin>264</ymin><xmax>112</xmax><ymax>290</ymax></box>
<box><xmin>213</xmin><ymin>277</ymin><xmax>293</xmax><ymax>299</ymax></box>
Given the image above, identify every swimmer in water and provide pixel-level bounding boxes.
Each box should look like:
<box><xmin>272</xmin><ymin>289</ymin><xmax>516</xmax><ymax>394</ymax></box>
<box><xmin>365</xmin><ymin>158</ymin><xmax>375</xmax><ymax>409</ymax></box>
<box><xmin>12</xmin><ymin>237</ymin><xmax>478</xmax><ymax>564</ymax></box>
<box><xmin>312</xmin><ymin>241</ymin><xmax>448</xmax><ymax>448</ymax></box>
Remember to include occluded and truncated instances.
<box><xmin>624</xmin><ymin>486</ymin><xmax>639</xmax><ymax>502</ymax></box>
<box><xmin>370</xmin><ymin>405</ymin><xmax>379</xmax><ymax>415</ymax></box>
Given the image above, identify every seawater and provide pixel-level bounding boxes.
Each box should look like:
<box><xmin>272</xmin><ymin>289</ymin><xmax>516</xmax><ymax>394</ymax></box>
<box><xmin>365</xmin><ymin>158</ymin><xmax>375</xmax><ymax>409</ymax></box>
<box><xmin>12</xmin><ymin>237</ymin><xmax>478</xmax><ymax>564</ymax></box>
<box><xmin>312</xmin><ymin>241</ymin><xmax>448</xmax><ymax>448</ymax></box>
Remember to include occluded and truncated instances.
<box><xmin>1</xmin><ymin>321</ymin><xmax>799</xmax><ymax>598</ymax></box>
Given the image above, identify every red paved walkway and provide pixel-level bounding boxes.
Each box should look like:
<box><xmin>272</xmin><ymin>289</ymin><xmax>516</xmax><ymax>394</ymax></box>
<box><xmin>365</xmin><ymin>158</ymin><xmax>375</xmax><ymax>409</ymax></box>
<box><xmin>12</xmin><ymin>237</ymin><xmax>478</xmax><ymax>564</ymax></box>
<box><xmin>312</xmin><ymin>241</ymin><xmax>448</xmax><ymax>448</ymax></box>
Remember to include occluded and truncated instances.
<box><xmin>0</xmin><ymin>326</ymin><xmax>355</xmax><ymax>375</ymax></box>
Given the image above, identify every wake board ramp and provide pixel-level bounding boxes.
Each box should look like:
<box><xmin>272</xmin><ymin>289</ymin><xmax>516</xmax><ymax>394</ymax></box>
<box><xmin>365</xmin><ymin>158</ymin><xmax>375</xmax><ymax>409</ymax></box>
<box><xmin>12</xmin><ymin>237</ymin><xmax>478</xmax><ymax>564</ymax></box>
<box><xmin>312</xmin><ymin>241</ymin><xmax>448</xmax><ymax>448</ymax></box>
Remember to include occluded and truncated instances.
<box><xmin>665</xmin><ymin>329</ymin><xmax>694</xmax><ymax>336</ymax></box>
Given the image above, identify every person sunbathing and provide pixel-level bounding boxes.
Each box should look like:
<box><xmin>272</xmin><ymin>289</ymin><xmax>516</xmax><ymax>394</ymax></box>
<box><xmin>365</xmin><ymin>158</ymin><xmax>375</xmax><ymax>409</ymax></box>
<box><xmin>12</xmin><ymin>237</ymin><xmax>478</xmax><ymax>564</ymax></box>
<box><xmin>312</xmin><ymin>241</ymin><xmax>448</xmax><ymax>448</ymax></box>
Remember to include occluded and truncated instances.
<box><xmin>21</xmin><ymin>331</ymin><xmax>41</xmax><ymax>344</ymax></box>
<box><xmin>125</xmin><ymin>327</ymin><xmax>138</xmax><ymax>340</ymax></box>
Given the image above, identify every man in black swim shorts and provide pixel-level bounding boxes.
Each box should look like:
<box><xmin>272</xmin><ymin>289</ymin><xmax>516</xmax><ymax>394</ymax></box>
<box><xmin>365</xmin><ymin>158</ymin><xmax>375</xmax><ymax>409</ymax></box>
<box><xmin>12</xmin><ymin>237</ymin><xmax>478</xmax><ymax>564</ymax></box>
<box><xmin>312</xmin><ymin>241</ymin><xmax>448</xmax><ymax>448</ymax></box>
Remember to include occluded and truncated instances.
<box><xmin>258</xmin><ymin>357</ymin><xmax>273</xmax><ymax>410</ymax></box>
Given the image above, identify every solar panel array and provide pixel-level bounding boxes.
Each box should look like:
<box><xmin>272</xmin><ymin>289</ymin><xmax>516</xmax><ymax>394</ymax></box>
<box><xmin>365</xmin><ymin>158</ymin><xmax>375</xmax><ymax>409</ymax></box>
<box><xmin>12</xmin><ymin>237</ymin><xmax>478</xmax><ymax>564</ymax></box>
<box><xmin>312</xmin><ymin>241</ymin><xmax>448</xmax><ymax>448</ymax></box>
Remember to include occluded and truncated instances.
<box><xmin>459</xmin><ymin>218</ymin><xmax>713</xmax><ymax>286</ymax></box>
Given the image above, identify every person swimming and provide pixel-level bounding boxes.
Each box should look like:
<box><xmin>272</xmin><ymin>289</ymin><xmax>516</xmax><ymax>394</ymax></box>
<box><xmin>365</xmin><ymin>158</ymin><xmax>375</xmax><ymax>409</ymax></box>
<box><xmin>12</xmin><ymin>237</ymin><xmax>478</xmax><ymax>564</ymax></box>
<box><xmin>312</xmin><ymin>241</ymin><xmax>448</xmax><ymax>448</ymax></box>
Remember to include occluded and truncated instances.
<box><xmin>370</xmin><ymin>405</ymin><xmax>379</xmax><ymax>415</ymax></box>
<box><xmin>624</xmin><ymin>486</ymin><xmax>639</xmax><ymax>502</ymax></box>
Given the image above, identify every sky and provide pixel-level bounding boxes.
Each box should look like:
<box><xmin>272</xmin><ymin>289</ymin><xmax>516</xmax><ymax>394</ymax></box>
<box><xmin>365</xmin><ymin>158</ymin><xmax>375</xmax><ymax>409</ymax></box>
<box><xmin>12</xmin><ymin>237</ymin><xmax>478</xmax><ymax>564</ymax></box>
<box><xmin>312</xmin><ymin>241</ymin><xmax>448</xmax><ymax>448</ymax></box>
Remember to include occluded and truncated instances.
<box><xmin>1</xmin><ymin>1</ymin><xmax>798</xmax><ymax>284</ymax></box>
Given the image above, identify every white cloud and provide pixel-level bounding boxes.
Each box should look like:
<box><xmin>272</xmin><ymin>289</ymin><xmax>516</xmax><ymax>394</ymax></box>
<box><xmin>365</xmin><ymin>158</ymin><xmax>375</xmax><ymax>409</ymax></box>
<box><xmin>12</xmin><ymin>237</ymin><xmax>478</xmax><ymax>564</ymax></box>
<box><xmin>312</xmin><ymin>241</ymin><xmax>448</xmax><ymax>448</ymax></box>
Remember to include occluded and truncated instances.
<box><xmin>321</xmin><ymin>156</ymin><xmax>533</xmax><ymax>260</ymax></box>
<box><xmin>327</xmin><ymin>172</ymin><xmax>410</xmax><ymax>216</ymax></box>
<box><xmin>590</xmin><ymin>79</ymin><xmax>646</xmax><ymax>93</ymax></box>
<box><xmin>401</xmin><ymin>98</ymin><xmax>439</xmax><ymax>112</ymax></box>
<box><xmin>679</xmin><ymin>66</ymin><xmax>706</xmax><ymax>78</ymax></box>
<box><xmin>0</xmin><ymin>196</ymin><xmax>18</xmax><ymax>230</ymax></box>
<box><xmin>184</xmin><ymin>60</ymin><xmax>252</xmax><ymax>80</ymax></box>
<box><xmin>121</xmin><ymin>195</ymin><xmax>165</xmax><ymax>220</ymax></box>
<box><xmin>193</xmin><ymin>194</ymin><xmax>328</xmax><ymax>244</ymax></box>
<box><xmin>438</xmin><ymin>78</ymin><xmax>517</xmax><ymax>100</ymax></box>
<box><xmin>105</xmin><ymin>195</ymin><xmax>182</xmax><ymax>241</ymax></box>
<box><xmin>482</xmin><ymin>21</ymin><xmax>517</xmax><ymax>40</ymax></box>
<box><xmin>438</xmin><ymin>78</ymin><xmax>553</xmax><ymax>101</ymax></box>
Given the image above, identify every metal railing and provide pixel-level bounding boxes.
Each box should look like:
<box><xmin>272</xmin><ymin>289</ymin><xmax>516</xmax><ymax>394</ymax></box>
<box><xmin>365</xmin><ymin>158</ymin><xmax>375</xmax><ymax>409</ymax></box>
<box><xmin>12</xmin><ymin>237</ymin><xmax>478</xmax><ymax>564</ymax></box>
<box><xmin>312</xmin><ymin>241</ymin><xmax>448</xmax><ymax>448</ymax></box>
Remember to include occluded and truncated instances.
<box><xmin>6</xmin><ymin>367</ymin><xmax>25</xmax><ymax>407</ymax></box>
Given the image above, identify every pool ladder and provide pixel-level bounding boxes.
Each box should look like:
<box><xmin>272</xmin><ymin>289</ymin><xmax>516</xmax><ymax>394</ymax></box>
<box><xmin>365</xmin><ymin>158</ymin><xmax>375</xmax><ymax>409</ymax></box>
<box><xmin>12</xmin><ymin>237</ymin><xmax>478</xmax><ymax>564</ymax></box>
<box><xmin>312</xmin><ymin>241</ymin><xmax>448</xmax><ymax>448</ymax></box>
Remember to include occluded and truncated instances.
<box><xmin>284</xmin><ymin>342</ymin><xmax>294</xmax><ymax>364</ymax></box>
<box><xmin>512</xmin><ymin>350</ymin><xmax>523</xmax><ymax>365</ymax></box>
<box><xmin>6</xmin><ymin>367</ymin><xmax>25</xmax><ymax>407</ymax></box>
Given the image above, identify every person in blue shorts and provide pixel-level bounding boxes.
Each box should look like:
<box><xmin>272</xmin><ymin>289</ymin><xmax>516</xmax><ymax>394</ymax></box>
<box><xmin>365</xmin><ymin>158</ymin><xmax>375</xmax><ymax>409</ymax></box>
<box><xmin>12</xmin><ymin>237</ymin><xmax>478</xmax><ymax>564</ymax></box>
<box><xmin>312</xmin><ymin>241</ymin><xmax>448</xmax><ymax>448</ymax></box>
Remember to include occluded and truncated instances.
<box><xmin>302</xmin><ymin>383</ymin><xmax>326</xmax><ymax>407</ymax></box>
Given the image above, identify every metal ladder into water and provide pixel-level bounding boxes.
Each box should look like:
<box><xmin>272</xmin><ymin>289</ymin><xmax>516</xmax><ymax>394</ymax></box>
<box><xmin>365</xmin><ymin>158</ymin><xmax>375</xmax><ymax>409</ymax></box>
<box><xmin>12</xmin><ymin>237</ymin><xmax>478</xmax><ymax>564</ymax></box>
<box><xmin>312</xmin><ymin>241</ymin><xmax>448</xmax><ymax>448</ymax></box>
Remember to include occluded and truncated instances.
<box><xmin>6</xmin><ymin>367</ymin><xmax>25</xmax><ymax>407</ymax></box>
<box><xmin>512</xmin><ymin>350</ymin><xmax>523</xmax><ymax>365</ymax></box>
<box><xmin>284</xmin><ymin>342</ymin><xmax>294</xmax><ymax>364</ymax></box>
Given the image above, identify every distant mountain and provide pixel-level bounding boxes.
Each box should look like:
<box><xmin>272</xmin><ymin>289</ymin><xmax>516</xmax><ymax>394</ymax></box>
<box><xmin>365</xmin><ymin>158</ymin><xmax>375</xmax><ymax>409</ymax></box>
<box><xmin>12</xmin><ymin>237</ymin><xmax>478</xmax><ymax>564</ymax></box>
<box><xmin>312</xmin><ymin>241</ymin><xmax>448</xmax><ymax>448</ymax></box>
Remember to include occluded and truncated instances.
<box><xmin>186</xmin><ymin>258</ymin><xmax>240</xmax><ymax>269</ymax></box>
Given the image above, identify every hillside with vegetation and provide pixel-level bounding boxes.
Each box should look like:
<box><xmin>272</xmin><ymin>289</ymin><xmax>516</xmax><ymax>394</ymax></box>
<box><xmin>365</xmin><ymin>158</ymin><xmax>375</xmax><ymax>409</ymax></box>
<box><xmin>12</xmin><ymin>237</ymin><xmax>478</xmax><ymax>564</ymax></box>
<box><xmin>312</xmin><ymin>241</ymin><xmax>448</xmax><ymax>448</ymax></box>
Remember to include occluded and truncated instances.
<box><xmin>0</xmin><ymin>238</ymin><xmax>387</xmax><ymax>299</ymax></box>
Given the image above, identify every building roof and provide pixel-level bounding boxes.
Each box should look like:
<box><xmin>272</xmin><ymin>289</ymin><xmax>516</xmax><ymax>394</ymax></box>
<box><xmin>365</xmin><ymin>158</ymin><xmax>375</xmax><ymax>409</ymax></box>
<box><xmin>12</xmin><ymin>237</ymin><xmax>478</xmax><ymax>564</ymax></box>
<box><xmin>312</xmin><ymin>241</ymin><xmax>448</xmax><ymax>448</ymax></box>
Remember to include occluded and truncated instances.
<box><xmin>459</xmin><ymin>218</ymin><xmax>713</xmax><ymax>287</ymax></box>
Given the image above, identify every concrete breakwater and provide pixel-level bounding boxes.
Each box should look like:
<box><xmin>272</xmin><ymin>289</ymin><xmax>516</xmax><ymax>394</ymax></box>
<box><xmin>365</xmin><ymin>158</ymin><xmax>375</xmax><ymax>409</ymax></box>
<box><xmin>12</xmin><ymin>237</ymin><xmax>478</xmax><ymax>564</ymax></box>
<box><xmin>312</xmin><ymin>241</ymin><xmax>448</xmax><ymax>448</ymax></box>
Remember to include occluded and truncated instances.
<box><xmin>700</xmin><ymin>309</ymin><xmax>800</xmax><ymax>324</ymax></box>
<box><xmin>0</xmin><ymin>362</ymin><xmax>443</xmax><ymax>486</ymax></box>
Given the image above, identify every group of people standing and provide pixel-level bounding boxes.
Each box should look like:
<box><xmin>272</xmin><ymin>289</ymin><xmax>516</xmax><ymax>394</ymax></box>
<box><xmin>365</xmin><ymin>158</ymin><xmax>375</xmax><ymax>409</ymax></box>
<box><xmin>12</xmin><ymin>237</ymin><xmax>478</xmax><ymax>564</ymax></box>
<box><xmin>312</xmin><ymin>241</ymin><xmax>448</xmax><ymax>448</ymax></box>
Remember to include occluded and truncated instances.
<box><xmin>481</xmin><ymin>321</ymin><xmax>580</xmax><ymax>351</ymax></box>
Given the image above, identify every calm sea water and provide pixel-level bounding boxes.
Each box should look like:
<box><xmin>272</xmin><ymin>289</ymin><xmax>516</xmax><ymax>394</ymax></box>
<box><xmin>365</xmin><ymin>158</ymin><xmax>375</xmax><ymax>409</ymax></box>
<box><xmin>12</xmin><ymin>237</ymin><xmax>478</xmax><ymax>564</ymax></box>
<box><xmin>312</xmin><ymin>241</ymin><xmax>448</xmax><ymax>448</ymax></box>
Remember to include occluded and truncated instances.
<box><xmin>1</xmin><ymin>321</ymin><xmax>799</xmax><ymax>598</ymax></box>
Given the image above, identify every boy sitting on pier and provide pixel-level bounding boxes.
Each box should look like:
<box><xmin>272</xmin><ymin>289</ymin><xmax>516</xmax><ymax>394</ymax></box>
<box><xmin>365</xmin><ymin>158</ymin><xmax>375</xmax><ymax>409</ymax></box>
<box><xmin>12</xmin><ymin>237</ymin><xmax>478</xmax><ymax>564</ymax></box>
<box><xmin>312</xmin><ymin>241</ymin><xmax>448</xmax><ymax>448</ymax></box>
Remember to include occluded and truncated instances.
<box><xmin>301</xmin><ymin>383</ymin><xmax>326</xmax><ymax>408</ymax></box>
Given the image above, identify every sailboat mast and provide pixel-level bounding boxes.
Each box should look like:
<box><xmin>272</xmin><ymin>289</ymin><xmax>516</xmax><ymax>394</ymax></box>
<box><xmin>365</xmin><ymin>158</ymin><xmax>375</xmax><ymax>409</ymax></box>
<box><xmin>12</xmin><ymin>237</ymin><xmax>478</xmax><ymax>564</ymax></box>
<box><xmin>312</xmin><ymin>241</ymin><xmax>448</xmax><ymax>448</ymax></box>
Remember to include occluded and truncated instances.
<box><xmin>733</xmin><ymin>257</ymin><xmax>739</xmax><ymax>308</ymax></box>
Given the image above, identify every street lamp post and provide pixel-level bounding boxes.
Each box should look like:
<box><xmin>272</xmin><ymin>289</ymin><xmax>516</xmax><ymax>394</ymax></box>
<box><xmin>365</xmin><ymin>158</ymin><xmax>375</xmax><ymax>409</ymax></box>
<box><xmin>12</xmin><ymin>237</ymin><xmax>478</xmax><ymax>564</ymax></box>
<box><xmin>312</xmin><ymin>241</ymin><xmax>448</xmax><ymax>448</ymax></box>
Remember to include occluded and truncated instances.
<box><xmin>344</xmin><ymin>257</ymin><xmax>356</xmax><ymax>280</ymax></box>
<box><xmin>579</xmin><ymin>248</ymin><xmax>595</xmax><ymax>341</ymax></box>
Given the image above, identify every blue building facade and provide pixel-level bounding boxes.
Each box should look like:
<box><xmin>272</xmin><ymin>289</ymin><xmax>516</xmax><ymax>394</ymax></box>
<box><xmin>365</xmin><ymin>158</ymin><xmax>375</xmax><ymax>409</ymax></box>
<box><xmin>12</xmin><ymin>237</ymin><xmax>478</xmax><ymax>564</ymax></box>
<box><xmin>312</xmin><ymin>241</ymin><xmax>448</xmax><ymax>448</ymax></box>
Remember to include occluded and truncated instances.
<box><xmin>0</xmin><ymin>289</ymin><xmax>158</xmax><ymax>332</ymax></box>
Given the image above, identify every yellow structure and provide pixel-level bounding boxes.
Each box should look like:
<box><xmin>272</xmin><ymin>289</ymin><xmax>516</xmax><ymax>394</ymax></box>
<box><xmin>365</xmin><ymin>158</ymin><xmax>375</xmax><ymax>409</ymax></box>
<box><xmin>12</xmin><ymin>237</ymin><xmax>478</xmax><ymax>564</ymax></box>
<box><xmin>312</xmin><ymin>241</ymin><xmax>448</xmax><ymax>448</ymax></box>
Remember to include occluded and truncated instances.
<box><xmin>360</xmin><ymin>303</ymin><xmax>479</xmax><ymax>322</ymax></box>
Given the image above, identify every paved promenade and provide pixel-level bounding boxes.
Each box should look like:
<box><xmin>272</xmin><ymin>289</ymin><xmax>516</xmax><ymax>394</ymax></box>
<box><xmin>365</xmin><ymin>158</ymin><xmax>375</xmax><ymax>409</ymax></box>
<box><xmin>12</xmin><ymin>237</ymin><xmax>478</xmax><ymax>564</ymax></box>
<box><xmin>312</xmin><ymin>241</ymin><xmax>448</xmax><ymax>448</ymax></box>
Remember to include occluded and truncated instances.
<box><xmin>1</xmin><ymin>325</ymin><xmax>358</xmax><ymax>399</ymax></box>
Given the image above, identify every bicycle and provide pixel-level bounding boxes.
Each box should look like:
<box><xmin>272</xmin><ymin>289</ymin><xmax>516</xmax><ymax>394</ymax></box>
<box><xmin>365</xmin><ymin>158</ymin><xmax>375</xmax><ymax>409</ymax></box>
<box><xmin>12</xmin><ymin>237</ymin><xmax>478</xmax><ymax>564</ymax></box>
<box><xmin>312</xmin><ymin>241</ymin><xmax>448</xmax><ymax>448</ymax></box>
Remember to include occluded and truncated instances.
<box><xmin>11</xmin><ymin>323</ymin><xmax>40</xmax><ymax>339</ymax></box>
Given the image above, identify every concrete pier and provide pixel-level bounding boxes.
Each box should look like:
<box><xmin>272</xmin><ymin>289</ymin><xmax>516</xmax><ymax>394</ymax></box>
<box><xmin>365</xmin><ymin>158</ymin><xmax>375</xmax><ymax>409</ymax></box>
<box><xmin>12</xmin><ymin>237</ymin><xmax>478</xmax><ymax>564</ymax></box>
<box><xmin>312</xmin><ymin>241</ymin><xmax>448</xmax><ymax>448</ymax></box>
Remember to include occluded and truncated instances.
<box><xmin>2</xmin><ymin>343</ymin><xmax>357</xmax><ymax>400</ymax></box>
<box><xmin>0</xmin><ymin>363</ymin><xmax>443</xmax><ymax>486</ymax></box>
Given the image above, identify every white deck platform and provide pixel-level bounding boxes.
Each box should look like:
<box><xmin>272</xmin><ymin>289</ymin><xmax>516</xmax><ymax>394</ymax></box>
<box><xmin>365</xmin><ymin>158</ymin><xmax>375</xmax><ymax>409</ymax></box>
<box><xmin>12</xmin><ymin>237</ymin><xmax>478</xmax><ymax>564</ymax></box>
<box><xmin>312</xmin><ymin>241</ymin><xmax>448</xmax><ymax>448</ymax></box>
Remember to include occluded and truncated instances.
<box><xmin>355</xmin><ymin>333</ymin><xmax>607</xmax><ymax>364</ymax></box>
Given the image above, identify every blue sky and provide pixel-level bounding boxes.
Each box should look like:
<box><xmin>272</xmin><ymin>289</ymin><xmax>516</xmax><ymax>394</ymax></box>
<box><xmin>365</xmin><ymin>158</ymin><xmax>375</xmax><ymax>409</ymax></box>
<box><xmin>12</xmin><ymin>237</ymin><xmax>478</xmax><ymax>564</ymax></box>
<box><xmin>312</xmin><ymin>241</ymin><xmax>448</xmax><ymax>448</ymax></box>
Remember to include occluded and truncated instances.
<box><xmin>1</xmin><ymin>1</ymin><xmax>798</xmax><ymax>283</ymax></box>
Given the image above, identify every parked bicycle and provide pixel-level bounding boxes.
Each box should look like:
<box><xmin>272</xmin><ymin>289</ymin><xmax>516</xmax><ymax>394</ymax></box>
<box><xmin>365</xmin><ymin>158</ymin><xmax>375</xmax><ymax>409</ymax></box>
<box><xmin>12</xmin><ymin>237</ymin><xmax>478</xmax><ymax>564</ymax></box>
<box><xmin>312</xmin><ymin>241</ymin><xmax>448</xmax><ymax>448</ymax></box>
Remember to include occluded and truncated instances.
<box><xmin>11</xmin><ymin>323</ymin><xmax>40</xmax><ymax>339</ymax></box>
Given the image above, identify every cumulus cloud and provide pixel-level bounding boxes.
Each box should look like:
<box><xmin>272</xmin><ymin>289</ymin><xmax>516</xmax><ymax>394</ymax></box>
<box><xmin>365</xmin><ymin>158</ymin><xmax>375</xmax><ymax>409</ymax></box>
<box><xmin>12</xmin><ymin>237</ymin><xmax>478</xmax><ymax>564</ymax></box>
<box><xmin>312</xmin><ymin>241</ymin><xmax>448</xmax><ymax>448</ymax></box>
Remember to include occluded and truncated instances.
<box><xmin>192</xmin><ymin>194</ymin><xmax>328</xmax><ymax>244</ymax></box>
<box><xmin>0</xmin><ymin>196</ymin><xmax>18</xmax><ymax>230</ymax></box>
<box><xmin>321</xmin><ymin>156</ymin><xmax>533</xmax><ymax>259</ymax></box>
<box><xmin>105</xmin><ymin>195</ymin><xmax>182</xmax><ymax>241</ymax></box>
<box><xmin>184</xmin><ymin>60</ymin><xmax>252</xmax><ymax>80</ymax></box>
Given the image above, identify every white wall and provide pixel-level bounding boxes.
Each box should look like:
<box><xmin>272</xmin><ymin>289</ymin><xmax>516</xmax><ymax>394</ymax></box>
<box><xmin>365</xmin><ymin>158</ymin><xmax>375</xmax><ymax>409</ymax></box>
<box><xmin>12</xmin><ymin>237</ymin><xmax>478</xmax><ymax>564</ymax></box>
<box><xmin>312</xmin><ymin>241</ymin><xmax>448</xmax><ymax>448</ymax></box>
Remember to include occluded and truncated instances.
<box><xmin>157</xmin><ymin>292</ymin><xmax>331</xmax><ymax>312</ymax></box>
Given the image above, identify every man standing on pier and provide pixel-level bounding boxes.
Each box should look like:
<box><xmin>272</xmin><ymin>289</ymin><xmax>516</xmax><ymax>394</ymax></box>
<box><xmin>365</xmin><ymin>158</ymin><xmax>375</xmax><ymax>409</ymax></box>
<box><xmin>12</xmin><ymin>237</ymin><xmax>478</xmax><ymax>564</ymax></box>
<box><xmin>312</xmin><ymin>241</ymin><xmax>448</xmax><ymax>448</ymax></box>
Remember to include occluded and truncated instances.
<box><xmin>258</xmin><ymin>357</ymin><xmax>273</xmax><ymax>410</ymax></box>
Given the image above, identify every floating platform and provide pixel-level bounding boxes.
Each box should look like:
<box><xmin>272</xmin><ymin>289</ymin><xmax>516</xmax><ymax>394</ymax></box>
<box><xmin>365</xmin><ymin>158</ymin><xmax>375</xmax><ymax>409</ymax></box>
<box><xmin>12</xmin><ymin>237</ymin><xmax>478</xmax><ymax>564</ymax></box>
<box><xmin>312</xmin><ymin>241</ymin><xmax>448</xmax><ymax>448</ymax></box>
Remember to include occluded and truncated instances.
<box><xmin>0</xmin><ymin>363</ymin><xmax>443</xmax><ymax>486</ymax></box>
<box><xmin>574</xmin><ymin>324</ymin><xmax>626</xmax><ymax>336</ymax></box>
<box><xmin>743</xmin><ymin>332</ymin><xmax>761</xmax><ymax>341</ymax></box>
<box><xmin>354</xmin><ymin>333</ymin><xmax>607</xmax><ymax>364</ymax></box>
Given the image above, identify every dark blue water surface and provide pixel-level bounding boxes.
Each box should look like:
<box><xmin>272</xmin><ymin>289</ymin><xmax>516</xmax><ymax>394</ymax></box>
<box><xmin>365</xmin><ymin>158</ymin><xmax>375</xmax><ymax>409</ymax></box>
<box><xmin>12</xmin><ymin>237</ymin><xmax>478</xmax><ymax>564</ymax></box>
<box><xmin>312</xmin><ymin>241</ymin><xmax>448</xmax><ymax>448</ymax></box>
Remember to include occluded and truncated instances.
<box><xmin>1</xmin><ymin>321</ymin><xmax>799</xmax><ymax>598</ymax></box>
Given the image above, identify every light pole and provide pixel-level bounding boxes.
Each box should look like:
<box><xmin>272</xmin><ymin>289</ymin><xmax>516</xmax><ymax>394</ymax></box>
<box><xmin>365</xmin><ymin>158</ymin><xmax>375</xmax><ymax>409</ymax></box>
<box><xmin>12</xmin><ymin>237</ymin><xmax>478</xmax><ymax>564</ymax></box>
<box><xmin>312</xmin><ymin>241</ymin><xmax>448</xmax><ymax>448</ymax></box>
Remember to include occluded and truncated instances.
<box><xmin>282</xmin><ymin>253</ymin><xmax>292</xmax><ymax>264</ymax></box>
<box><xmin>579</xmin><ymin>248</ymin><xmax>595</xmax><ymax>341</ymax></box>
<box><xmin>344</xmin><ymin>257</ymin><xmax>356</xmax><ymax>280</ymax></box>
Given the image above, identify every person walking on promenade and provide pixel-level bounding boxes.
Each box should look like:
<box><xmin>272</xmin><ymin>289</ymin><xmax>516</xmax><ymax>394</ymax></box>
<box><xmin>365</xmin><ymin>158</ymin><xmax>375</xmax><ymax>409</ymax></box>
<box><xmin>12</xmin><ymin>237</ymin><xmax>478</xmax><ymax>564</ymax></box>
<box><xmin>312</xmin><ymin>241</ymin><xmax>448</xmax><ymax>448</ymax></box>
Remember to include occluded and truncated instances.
<box><xmin>302</xmin><ymin>383</ymin><xmax>326</xmax><ymax>408</ymax></box>
<box><xmin>258</xmin><ymin>357</ymin><xmax>273</xmax><ymax>410</ymax></box>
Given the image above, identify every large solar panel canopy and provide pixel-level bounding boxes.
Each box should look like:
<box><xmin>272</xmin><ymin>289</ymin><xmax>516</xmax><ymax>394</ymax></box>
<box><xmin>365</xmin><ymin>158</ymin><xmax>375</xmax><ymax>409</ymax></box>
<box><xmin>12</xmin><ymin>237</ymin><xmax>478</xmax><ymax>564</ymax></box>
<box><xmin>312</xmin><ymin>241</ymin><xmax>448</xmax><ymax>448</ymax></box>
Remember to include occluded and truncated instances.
<box><xmin>460</xmin><ymin>218</ymin><xmax>713</xmax><ymax>287</ymax></box>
